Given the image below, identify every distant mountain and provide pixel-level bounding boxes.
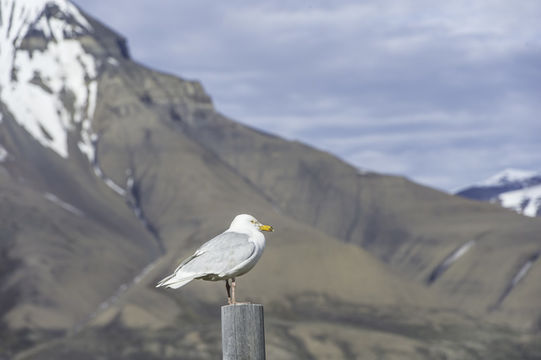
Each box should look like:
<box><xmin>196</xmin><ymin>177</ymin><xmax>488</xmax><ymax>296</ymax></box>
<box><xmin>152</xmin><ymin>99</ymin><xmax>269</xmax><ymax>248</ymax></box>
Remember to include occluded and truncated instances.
<box><xmin>1</xmin><ymin>1</ymin><xmax>541</xmax><ymax>359</ymax></box>
<box><xmin>456</xmin><ymin>169</ymin><xmax>541</xmax><ymax>217</ymax></box>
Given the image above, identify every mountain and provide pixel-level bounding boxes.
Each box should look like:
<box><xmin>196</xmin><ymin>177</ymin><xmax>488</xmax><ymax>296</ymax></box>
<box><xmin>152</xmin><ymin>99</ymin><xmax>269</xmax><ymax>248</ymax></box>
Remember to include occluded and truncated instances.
<box><xmin>1</xmin><ymin>1</ymin><xmax>541</xmax><ymax>359</ymax></box>
<box><xmin>456</xmin><ymin>169</ymin><xmax>541</xmax><ymax>217</ymax></box>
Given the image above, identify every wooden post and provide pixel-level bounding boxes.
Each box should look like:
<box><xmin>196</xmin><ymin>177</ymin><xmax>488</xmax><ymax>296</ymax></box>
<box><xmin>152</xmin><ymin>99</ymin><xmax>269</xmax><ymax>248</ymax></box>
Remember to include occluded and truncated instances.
<box><xmin>221</xmin><ymin>304</ymin><xmax>266</xmax><ymax>360</ymax></box>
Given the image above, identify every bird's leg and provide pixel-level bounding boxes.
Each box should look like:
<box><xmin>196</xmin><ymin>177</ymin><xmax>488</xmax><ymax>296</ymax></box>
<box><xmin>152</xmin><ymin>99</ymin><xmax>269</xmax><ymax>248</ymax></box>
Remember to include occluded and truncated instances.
<box><xmin>225</xmin><ymin>279</ymin><xmax>232</xmax><ymax>305</ymax></box>
<box><xmin>230</xmin><ymin>278</ymin><xmax>251</xmax><ymax>305</ymax></box>
<box><xmin>231</xmin><ymin>277</ymin><xmax>236</xmax><ymax>304</ymax></box>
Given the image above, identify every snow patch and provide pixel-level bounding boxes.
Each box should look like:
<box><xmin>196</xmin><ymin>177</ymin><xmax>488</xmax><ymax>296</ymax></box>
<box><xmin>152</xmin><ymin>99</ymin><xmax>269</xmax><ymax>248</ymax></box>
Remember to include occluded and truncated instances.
<box><xmin>443</xmin><ymin>240</ymin><xmax>475</xmax><ymax>267</ymax></box>
<box><xmin>89</xmin><ymin>137</ymin><xmax>128</xmax><ymax>196</ymax></box>
<box><xmin>134</xmin><ymin>263</ymin><xmax>155</xmax><ymax>284</ymax></box>
<box><xmin>492</xmin><ymin>251</ymin><xmax>541</xmax><ymax>309</ymax></box>
<box><xmin>92</xmin><ymin>165</ymin><xmax>103</xmax><ymax>177</ymax></box>
<box><xmin>44</xmin><ymin>192</ymin><xmax>83</xmax><ymax>216</ymax></box>
<box><xmin>106</xmin><ymin>57</ymin><xmax>119</xmax><ymax>66</ymax></box>
<box><xmin>427</xmin><ymin>240</ymin><xmax>475</xmax><ymax>284</ymax></box>
<box><xmin>104</xmin><ymin>178</ymin><xmax>126</xmax><ymax>196</ymax></box>
<box><xmin>126</xmin><ymin>171</ymin><xmax>135</xmax><ymax>189</ymax></box>
<box><xmin>0</xmin><ymin>145</ymin><xmax>8</xmax><ymax>162</ymax></box>
<box><xmin>498</xmin><ymin>184</ymin><xmax>541</xmax><ymax>217</ymax></box>
<box><xmin>511</xmin><ymin>260</ymin><xmax>535</xmax><ymax>288</ymax></box>
<box><xmin>74</xmin><ymin>258</ymin><xmax>159</xmax><ymax>333</ymax></box>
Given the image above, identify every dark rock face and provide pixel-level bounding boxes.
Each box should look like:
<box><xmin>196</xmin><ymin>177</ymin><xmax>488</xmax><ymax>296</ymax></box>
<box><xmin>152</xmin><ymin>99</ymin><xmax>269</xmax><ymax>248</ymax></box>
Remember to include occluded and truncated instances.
<box><xmin>457</xmin><ymin>186</ymin><xmax>514</xmax><ymax>202</ymax></box>
<box><xmin>457</xmin><ymin>175</ymin><xmax>541</xmax><ymax>201</ymax></box>
<box><xmin>1</xmin><ymin>1</ymin><xmax>541</xmax><ymax>359</ymax></box>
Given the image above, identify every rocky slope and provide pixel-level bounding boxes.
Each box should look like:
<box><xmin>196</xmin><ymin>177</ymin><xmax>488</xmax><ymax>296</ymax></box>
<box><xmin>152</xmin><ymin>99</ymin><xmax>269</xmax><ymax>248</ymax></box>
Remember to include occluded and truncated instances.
<box><xmin>1</xmin><ymin>1</ymin><xmax>540</xmax><ymax>359</ymax></box>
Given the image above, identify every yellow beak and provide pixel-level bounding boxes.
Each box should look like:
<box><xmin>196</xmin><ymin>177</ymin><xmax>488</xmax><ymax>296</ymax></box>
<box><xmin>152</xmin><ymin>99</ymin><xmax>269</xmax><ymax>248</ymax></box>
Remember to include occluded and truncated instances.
<box><xmin>259</xmin><ymin>224</ymin><xmax>274</xmax><ymax>232</ymax></box>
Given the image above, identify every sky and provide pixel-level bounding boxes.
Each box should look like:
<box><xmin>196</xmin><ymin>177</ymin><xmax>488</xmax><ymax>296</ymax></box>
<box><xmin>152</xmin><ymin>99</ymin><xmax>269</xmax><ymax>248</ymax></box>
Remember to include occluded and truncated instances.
<box><xmin>75</xmin><ymin>0</ymin><xmax>541</xmax><ymax>192</ymax></box>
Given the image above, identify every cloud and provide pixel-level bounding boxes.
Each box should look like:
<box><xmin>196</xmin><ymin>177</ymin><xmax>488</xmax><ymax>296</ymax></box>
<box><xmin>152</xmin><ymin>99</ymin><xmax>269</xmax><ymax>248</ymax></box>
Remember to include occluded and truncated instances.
<box><xmin>78</xmin><ymin>0</ymin><xmax>541</xmax><ymax>191</ymax></box>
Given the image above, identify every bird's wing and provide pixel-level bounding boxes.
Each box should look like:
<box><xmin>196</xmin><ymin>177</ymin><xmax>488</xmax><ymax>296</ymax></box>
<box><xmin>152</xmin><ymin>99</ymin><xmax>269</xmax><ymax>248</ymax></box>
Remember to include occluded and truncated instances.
<box><xmin>174</xmin><ymin>231</ymin><xmax>255</xmax><ymax>277</ymax></box>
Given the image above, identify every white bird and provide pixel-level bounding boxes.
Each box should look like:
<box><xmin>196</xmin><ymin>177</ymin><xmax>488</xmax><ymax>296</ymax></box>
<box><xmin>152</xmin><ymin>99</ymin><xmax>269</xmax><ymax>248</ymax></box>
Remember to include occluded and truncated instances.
<box><xmin>156</xmin><ymin>214</ymin><xmax>273</xmax><ymax>304</ymax></box>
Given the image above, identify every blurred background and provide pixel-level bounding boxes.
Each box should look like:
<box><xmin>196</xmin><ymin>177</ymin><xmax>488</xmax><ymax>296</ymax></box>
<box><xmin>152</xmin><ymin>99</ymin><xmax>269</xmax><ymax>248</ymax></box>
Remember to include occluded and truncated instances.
<box><xmin>78</xmin><ymin>0</ymin><xmax>541</xmax><ymax>191</ymax></box>
<box><xmin>1</xmin><ymin>0</ymin><xmax>541</xmax><ymax>359</ymax></box>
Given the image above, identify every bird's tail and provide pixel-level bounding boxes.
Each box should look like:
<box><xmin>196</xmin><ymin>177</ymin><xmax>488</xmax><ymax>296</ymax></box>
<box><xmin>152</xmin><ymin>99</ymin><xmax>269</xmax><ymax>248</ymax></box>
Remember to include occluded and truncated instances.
<box><xmin>156</xmin><ymin>273</ymin><xmax>194</xmax><ymax>289</ymax></box>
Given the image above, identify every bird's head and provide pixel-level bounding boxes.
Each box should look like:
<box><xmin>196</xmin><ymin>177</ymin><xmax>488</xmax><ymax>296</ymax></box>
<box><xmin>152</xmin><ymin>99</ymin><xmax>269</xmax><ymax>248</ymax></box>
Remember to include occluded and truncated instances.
<box><xmin>229</xmin><ymin>214</ymin><xmax>274</xmax><ymax>233</ymax></box>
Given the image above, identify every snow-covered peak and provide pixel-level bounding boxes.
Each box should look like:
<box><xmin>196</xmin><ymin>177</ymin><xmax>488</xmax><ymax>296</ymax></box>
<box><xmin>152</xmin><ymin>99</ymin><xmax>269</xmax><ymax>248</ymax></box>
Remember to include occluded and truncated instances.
<box><xmin>1</xmin><ymin>0</ymin><xmax>91</xmax><ymax>46</ymax></box>
<box><xmin>457</xmin><ymin>168</ymin><xmax>541</xmax><ymax>217</ymax></box>
<box><xmin>0</xmin><ymin>0</ymin><xmax>97</xmax><ymax>159</ymax></box>
<box><xmin>477</xmin><ymin>168</ymin><xmax>539</xmax><ymax>187</ymax></box>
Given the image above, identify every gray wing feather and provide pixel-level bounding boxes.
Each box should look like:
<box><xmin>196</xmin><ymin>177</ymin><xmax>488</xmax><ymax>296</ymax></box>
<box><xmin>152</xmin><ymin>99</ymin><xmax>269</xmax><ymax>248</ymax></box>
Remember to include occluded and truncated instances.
<box><xmin>175</xmin><ymin>232</ymin><xmax>254</xmax><ymax>276</ymax></box>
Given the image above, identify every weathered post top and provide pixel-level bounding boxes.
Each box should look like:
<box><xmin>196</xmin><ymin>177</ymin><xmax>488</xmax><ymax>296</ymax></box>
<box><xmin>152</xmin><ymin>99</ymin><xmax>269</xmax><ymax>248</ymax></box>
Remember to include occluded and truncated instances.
<box><xmin>221</xmin><ymin>304</ymin><xmax>266</xmax><ymax>360</ymax></box>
